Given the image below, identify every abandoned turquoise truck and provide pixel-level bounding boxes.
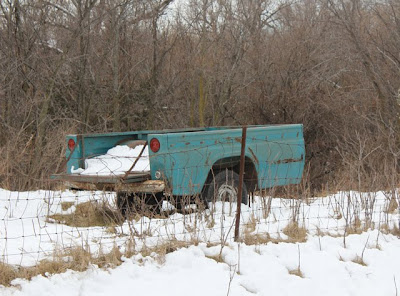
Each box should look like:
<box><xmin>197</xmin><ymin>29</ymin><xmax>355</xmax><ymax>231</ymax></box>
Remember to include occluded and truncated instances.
<box><xmin>52</xmin><ymin>125</ymin><xmax>305</xmax><ymax>213</ymax></box>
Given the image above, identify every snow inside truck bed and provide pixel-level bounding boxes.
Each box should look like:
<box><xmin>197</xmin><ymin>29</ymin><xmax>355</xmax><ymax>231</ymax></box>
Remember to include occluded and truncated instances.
<box><xmin>71</xmin><ymin>145</ymin><xmax>150</xmax><ymax>176</ymax></box>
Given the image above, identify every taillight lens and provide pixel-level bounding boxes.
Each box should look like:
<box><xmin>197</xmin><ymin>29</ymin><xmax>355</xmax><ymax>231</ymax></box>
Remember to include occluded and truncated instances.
<box><xmin>150</xmin><ymin>138</ymin><xmax>160</xmax><ymax>153</ymax></box>
<box><xmin>68</xmin><ymin>139</ymin><xmax>76</xmax><ymax>151</ymax></box>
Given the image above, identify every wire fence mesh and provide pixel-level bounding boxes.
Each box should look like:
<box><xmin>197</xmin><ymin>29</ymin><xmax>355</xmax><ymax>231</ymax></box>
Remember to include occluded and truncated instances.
<box><xmin>1</xmin><ymin>131</ymin><xmax>399</xmax><ymax>269</ymax></box>
<box><xmin>1</xmin><ymin>187</ymin><xmax>399</xmax><ymax>267</ymax></box>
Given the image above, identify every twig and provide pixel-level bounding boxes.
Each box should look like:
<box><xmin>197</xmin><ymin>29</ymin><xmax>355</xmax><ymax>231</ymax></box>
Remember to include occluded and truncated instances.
<box><xmin>226</xmin><ymin>264</ymin><xmax>237</xmax><ymax>296</ymax></box>
<box><xmin>361</xmin><ymin>234</ymin><xmax>370</xmax><ymax>261</ymax></box>
<box><xmin>297</xmin><ymin>244</ymin><xmax>301</xmax><ymax>271</ymax></box>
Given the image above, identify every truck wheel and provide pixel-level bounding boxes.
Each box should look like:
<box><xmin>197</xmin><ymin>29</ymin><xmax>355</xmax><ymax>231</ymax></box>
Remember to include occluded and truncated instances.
<box><xmin>117</xmin><ymin>192</ymin><xmax>135</xmax><ymax>217</ymax></box>
<box><xmin>136</xmin><ymin>193</ymin><xmax>164</xmax><ymax>216</ymax></box>
<box><xmin>116</xmin><ymin>192</ymin><xmax>163</xmax><ymax>217</ymax></box>
<box><xmin>205</xmin><ymin>170</ymin><xmax>248</xmax><ymax>204</ymax></box>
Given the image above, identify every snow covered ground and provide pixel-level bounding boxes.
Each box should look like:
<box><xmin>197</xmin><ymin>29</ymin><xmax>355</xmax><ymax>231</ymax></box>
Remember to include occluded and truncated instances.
<box><xmin>2</xmin><ymin>231</ymin><xmax>400</xmax><ymax>296</ymax></box>
<box><xmin>0</xmin><ymin>188</ymin><xmax>399</xmax><ymax>295</ymax></box>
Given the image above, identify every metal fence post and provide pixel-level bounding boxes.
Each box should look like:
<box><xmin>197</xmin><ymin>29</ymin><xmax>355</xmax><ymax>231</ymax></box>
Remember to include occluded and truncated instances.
<box><xmin>235</xmin><ymin>126</ymin><xmax>247</xmax><ymax>242</ymax></box>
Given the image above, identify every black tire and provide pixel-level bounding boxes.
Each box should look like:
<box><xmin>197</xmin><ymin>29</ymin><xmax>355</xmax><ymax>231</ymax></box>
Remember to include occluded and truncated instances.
<box><xmin>173</xmin><ymin>198</ymin><xmax>185</xmax><ymax>211</ymax></box>
<box><xmin>117</xmin><ymin>192</ymin><xmax>131</xmax><ymax>217</ymax></box>
<box><xmin>116</xmin><ymin>192</ymin><xmax>164</xmax><ymax>217</ymax></box>
<box><xmin>173</xmin><ymin>196</ymin><xmax>203</xmax><ymax>212</ymax></box>
<box><xmin>205</xmin><ymin>170</ymin><xmax>248</xmax><ymax>204</ymax></box>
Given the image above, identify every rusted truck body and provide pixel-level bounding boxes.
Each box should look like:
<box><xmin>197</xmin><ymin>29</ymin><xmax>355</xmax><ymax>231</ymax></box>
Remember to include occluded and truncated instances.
<box><xmin>52</xmin><ymin>125</ymin><xmax>305</xmax><ymax>210</ymax></box>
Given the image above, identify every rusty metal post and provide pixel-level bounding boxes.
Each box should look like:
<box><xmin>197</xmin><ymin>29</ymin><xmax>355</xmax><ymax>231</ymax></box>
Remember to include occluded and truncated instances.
<box><xmin>122</xmin><ymin>142</ymin><xmax>148</xmax><ymax>180</ymax></box>
<box><xmin>235</xmin><ymin>126</ymin><xmax>247</xmax><ymax>242</ymax></box>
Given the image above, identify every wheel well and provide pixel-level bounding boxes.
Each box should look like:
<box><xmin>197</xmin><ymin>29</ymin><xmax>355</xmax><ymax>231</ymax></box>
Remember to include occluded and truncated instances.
<box><xmin>203</xmin><ymin>156</ymin><xmax>258</xmax><ymax>193</ymax></box>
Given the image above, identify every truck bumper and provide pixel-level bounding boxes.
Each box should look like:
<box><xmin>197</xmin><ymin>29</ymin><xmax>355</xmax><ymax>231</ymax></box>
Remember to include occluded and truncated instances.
<box><xmin>64</xmin><ymin>179</ymin><xmax>165</xmax><ymax>193</ymax></box>
<box><xmin>51</xmin><ymin>173</ymin><xmax>165</xmax><ymax>193</ymax></box>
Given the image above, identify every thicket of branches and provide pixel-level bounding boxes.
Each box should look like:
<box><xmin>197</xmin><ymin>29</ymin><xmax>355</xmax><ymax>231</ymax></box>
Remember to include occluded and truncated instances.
<box><xmin>1</xmin><ymin>0</ymin><xmax>400</xmax><ymax>191</ymax></box>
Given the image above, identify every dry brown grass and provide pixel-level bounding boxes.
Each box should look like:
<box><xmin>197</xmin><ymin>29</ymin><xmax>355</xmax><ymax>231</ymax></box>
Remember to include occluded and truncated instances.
<box><xmin>48</xmin><ymin>201</ymin><xmax>122</xmax><ymax>227</ymax></box>
<box><xmin>0</xmin><ymin>246</ymin><xmax>124</xmax><ymax>287</ymax></box>
<box><xmin>243</xmin><ymin>230</ymin><xmax>310</xmax><ymax>245</ymax></box>
<box><xmin>384</xmin><ymin>198</ymin><xmax>399</xmax><ymax>214</ymax></box>
<box><xmin>243</xmin><ymin>233</ymin><xmax>272</xmax><ymax>245</ymax></box>
<box><xmin>96</xmin><ymin>246</ymin><xmax>123</xmax><ymax>267</ymax></box>
<box><xmin>379</xmin><ymin>224</ymin><xmax>400</xmax><ymax>237</ymax></box>
<box><xmin>283</xmin><ymin>222</ymin><xmax>308</xmax><ymax>243</ymax></box>
<box><xmin>380</xmin><ymin>223</ymin><xmax>390</xmax><ymax>233</ymax></box>
<box><xmin>351</xmin><ymin>255</ymin><xmax>367</xmax><ymax>266</ymax></box>
<box><xmin>0</xmin><ymin>262</ymin><xmax>18</xmax><ymax>287</ymax></box>
<box><xmin>1</xmin><ymin>239</ymin><xmax>194</xmax><ymax>287</ymax></box>
<box><xmin>288</xmin><ymin>267</ymin><xmax>304</xmax><ymax>278</ymax></box>
<box><xmin>205</xmin><ymin>254</ymin><xmax>225</xmax><ymax>263</ymax></box>
<box><xmin>245</xmin><ymin>215</ymin><xmax>257</xmax><ymax>233</ymax></box>
<box><xmin>346</xmin><ymin>217</ymin><xmax>363</xmax><ymax>235</ymax></box>
<box><xmin>392</xmin><ymin>225</ymin><xmax>400</xmax><ymax>237</ymax></box>
<box><xmin>60</xmin><ymin>201</ymin><xmax>75</xmax><ymax>211</ymax></box>
<box><xmin>140</xmin><ymin>240</ymin><xmax>190</xmax><ymax>264</ymax></box>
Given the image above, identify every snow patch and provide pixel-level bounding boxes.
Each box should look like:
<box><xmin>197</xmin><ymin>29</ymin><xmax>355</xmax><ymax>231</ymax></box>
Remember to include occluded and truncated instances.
<box><xmin>74</xmin><ymin>145</ymin><xmax>150</xmax><ymax>176</ymax></box>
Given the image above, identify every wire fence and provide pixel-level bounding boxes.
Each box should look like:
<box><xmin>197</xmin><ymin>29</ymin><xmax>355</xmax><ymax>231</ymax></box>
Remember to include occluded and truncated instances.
<box><xmin>0</xmin><ymin>187</ymin><xmax>399</xmax><ymax>267</ymax></box>
<box><xmin>1</xmin><ymin>127</ymin><xmax>399</xmax><ymax>268</ymax></box>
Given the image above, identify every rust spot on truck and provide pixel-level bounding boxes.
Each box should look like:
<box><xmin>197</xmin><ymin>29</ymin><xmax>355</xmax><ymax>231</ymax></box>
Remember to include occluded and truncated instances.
<box><xmin>273</xmin><ymin>156</ymin><xmax>303</xmax><ymax>164</ymax></box>
<box><xmin>235</xmin><ymin>137</ymin><xmax>241</xmax><ymax>143</ymax></box>
<box><xmin>185</xmin><ymin>142</ymin><xmax>190</xmax><ymax>145</ymax></box>
<box><xmin>248</xmin><ymin>147</ymin><xmax>259</xmax><ymax>165</ymax></box>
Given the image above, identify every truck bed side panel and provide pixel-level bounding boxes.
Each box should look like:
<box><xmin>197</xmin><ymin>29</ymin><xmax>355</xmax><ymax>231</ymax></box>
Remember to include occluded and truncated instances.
<box><xmin>66</xmin><ymin>128</ymin><xmax>205</xmax><ymax>173</ymax></box>
<box><xmin>149</xmin><ymin>125</ymin><xmax>305</xmax><ymax>196</ymax></box>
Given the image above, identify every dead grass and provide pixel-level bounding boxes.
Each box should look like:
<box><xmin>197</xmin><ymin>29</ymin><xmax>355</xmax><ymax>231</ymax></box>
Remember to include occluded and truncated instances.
<box><xmin>380</xmin><ymin>223</ymin><xmax>390</xmax><ymax>233</ymax></box>
<box><xmin>282</xmin><ymin>222</ymin><xmax>308</xmax><ymax>243</ymax></box>
<box><xmin>351</xmin><ymin>255</ymin><xmax>367</xmax><ymax>266</ymax></box>
<box><xmin>0</xmin><ymin>238</ymin><xmax>220</xmax><ymax>287</ymax></box>
<box><xmin>288</xmin><ymin>267</ymin><xmax>304</xmax><ymax>278</ymax></box>
<box><xmin>0</xmin><ymin>246</ymin><xmax>124</xmax><ymax>287</ymax></box>
<box><xmin>392</xmin><ymin>225</ymin><xmax>400</xmax><ymax>237</ymax></box>
<box><xmin>0</xmin><ymin>262</ymin><xmax>18</xmax><ymax>287</ymax></box>
<box><xmin>346</xmin><ymin>217</ymin><xmax>363</xmax><ymax>235</ymax></box>
<box><xmin>246</xmin><ymin>215</ymin><xmax>257</xmax><ymax>233</ymax></box>
<box><xmin>315</xmin><ymin>227</ymin><xmax>342</xmax><ymax>237</ymax></box>
<box><xmin>205</xmin><ymin>254</ymin><xmax>225</xmax><ymax>263</ymax></box>
<box><xmin>140</xmin><ymin>240</ymin><xmax>190</xmax><ymax>264</ymax></box>
<box><xmin>379</xmin><ymin>224</ymin><xmax>400</xmax><ymax>237</ymax></box>
<box><xmin>243</xmin><ymin>233</ymin><xmax>272</xmax><ymax>245</ymax></box>
<box><xmin>61</xmin><ymin>201</ymin><xmax>75</xmax><ymax>211</ymax></box>
<box><xmin>0</xmin><ymin>239</ymin><xmax>193</xmax><ymax>287</ymax></box>
<box><xmin>384</xmin><ymin>198</ymin><xmax>399</xmax><ymax>214</ymax></box>
<box><xmin>48</xmin><ymin>201</ymin><xmax>122</xmax><ymax>227</ymax></box>
<box><xmin>243</xmin><ymin>231</ymin><xmax>309</xmax><ymax>245</ymax></box>
<box><xmin>97</xmin><ymin>246</ymin><xmax>123</xmax><ymax>268</ymax></box>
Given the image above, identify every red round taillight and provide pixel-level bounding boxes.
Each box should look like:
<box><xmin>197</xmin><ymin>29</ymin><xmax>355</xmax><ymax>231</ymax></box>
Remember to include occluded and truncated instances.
<box><xmin>68</xmin><ymin>139</ymin><xmax>76</xmax><ymax>151</ymax></box>
<box><xmin>150</xmin><ymin>138</ymin><xmax>160</xmax><ymax>153</ymax></box>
